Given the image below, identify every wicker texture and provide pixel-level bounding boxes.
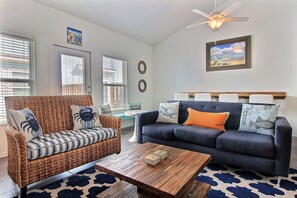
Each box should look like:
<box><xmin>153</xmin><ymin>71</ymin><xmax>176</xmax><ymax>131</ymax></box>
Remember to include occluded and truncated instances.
<box><xmin>5</xmin><ymin>95</ymin><xmax>121</xmax><ymax>188</ymax></box>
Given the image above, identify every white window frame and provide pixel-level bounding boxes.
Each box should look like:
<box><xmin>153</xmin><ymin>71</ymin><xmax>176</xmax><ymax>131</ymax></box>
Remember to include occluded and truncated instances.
<box><xmin>102</xmin><ymin>55</ymin><xmax>128</xmax><ymax>111</ymax></box>
<box><xmin>0</xmin><ymin>32</ymin><xmax>35</xmax><ymax>124</ymax></box>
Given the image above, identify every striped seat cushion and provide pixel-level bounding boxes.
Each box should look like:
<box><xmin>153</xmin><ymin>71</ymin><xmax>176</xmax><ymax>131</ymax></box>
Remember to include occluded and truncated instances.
<box><xmin>27</xmin><ymin>127</ymin><xmax>117</xmax><ymax>160</ymax></box>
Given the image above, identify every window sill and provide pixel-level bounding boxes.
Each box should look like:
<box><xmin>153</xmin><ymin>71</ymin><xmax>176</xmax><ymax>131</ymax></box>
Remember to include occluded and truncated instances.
<box><xmin>0</xmin><ymin>122</ymin><xmax>7</xmax><ymax>126</ymax></box>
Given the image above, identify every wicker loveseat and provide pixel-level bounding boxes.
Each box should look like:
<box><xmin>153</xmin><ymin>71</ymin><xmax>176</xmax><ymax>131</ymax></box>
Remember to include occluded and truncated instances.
<box><xmin>5</xmin><ymin>95</ymin><xmax>121</xmax><ymax>197</ymax></box>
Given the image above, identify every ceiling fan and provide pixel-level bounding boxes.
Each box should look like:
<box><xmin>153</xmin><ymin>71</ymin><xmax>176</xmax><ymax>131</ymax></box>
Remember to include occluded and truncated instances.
<box><xmin>186</xmin><ymin>0</ymin><xmax>249</xmax><ymax>31</ymax></box>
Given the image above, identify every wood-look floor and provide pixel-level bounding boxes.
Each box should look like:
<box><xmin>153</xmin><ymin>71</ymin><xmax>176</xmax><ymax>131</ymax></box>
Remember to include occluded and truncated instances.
<box><xmin>0</xmin><ymin>129</ymin><xmax>296</xmax><ymax>198</ymax></box>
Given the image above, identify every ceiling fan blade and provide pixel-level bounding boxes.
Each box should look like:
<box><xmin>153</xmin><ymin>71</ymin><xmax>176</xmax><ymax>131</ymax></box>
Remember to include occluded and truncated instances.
<box><xmin>221</xmin><ymin>2</ymin><xmax>242</xmax><ymax>17</ymax></box>
<box><xmin>192</xmin><ymin>9</ymin><xmax>211</xmax><ymax>19</ymax></box>
<box><xmin>186</xmin><ymin>21</ymin><xmax>209</xmax><ymax>28</ymax></box>
<box><xmin>224</xmin><ymin>17</ymin><xmax>249</xmax><ymax>22</ymax></box>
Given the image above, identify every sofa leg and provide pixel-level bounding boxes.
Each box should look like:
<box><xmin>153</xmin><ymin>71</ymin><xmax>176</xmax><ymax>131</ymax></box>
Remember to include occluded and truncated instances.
<box><xmin>277</xmin><ymin>176</ymin><xmax>281</xmax><ymax>187</ymax></box>
<box><xmin>20</xmin><ymin>186</ymin><xmax>27</xmax><ymax>198</ymax></box>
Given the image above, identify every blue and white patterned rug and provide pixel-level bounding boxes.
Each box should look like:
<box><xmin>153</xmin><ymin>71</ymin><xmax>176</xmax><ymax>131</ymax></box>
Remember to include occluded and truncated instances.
<box><xmin>22</xmin><ymin>163</ymin><xmax>297</xmax><ymax>198</ymax></box>
<box><xmin>196</xmin><ymin>163</ymin><xmax>297</xmax><ymax>198</ymax></box>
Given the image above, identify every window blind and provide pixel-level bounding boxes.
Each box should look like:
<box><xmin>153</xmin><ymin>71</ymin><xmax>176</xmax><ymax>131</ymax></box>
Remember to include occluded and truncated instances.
<box><xmin>102</xmin><ymin>56</ymin><xmax>127</xmax><ymax>110</ymax></box>
<box><xmin>0</xmin><ymin>33</ymin><xmax>35</xmax><ymax>124</ymax></box>
<box><xmin>61</xmin><ymin>54</ymin><xmax>84</xmax><ymax>95</ymax></box>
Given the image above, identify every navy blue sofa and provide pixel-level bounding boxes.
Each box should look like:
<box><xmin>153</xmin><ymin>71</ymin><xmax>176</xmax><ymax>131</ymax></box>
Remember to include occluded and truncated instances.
<box><xmin>136</xmin><ymin>101</ymin><xmax>292</xmax><ymax>177</ymax></box>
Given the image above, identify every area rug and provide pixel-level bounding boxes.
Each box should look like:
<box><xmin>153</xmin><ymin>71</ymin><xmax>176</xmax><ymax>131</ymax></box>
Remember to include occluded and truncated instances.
<box><xmin>196</xmin><ymin>163</ymin><xmax>297</xmax><ymax>198</ymax></box>
<box><xmin>22</xmin><ymin>163</ymin><xmax>297</xmax><ymax>198</ymax></box>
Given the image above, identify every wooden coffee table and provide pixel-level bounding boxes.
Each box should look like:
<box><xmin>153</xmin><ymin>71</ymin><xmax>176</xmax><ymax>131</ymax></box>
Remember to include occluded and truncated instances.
<box><xmin>95</xmin><ymin>142</ymin><xmax>211</xmax><ymax>198</ymax></box>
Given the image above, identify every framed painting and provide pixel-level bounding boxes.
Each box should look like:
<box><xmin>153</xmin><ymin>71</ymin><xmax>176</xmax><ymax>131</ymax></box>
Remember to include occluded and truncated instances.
<box><xmin>206</xmin><ymin>35</ymin><xmax>251</xmax><ymax>71</ymax></box>
<box><xmin>67</xmin><ymin>27</ymin><xmax>82</xmax><ymax>46</ymax></box>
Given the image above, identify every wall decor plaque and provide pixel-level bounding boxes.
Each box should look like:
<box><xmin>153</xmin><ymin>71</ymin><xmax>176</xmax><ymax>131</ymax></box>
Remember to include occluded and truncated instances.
<box><xmin>138</xmin><ymin>79</ymin><xmax>147</xmax><ymax>93</ymax></box>
<box><xmin>138</xmin><ymin>61</ymin><xmax>147</xmax><ymax>74</ymax></box>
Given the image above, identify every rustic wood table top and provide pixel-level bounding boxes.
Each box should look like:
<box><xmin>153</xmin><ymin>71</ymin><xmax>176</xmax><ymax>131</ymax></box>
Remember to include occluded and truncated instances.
<box><xmin>95</xmin><ymin>142</ymin><xmax>211</xmax><ymax>197</ymax></box>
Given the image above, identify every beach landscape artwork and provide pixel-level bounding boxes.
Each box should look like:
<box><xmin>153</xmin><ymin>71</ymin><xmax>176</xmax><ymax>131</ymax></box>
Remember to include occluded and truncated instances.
<box><xmin>210</xmin><ymin>42</ymin><xmax>245</xmax><ymax>66</ymax></box>
<box><xmin>206</xmin><ymin>36</ymin><xmax>251</xmax><ymax>71</ymax></box>
<box><xmin>67</xmin><ymin>27</ymin><xmax>82</xmax><ymax>46</ymax></box>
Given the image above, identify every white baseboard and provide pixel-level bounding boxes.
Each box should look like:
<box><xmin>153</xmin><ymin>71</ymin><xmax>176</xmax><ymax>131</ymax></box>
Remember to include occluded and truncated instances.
<box><xmin>0</xmin><ymin>152</ymin><xmax>7</xmax><ymax>158</ymax></box>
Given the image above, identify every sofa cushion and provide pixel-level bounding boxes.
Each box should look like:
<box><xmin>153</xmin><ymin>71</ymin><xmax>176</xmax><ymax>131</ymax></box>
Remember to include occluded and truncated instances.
<box><xmin>174</xmin><ymin>126</ymin><xmax>224</xmax><ymax>147</ymax></box>
<box><xmin>142</xmin><ymin>123</ymin><xmax>181</xmax><ymax>140</ymax></box>
<box><xmin>8</xmin><ymin>108</ymin><xmax>43</xmax><ymax>142</ymax></box>
<box><xmin>27</xmin><ymin>127</ymin><xmax>117</xmax><ymax>160</ymax></box>
<box><xmin>216</xmin><ymin>130</ymin><xmax>275</xmax><ymax>158</ymax></box>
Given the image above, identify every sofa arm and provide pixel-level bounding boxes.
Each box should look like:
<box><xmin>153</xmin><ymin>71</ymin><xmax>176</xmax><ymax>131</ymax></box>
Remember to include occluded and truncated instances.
<box><xmin>274</xmin><ymin>116</ymin><xmax>292</xmax><ymax>177</ymax></box>
<box><xmin>136</xmin><ymin>110</ymin><xmax>159</xmax><ymax>143</ymax></box>
<box><xmin>99</xmin><ymin>115</ymin><xmax>122</xmax><ymax>135</ymax></box>
<box><xmin>6</xmin><ymin>126</ymin><xmax>29</xmax><ymax>187</ymax></box>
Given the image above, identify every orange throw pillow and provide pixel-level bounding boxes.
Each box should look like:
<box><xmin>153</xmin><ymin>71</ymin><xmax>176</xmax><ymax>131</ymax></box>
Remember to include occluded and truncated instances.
<box><xmin>184</xmin><ymin>108</ymin><xmax>230</xmax><ymax>131</ymax></box>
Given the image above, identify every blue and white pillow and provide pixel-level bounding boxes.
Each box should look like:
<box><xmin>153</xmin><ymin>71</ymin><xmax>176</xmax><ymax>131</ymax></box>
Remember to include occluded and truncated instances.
<box><xmin>156</xmin><ymin>102</ymin><xmax>180</xmax><ymax>124</ymax></box>
<box><xmin>9</xmin><ymin>108</ymin><xmax>43</xmax><ymax>142</ymax></box>
<box><xmin>239</xmin><ymin>104</ymin><xmax>280</xmax><ymax>136</ymax></box>
<box><xmin>70</xmin><ymin>105</ymin><xmax>102</xmax><ymax>130</ymax></box>
<box><xmin>99</xmin><ymin>104</ymin><xmax>112</xmax><ymax>115</ymax></box>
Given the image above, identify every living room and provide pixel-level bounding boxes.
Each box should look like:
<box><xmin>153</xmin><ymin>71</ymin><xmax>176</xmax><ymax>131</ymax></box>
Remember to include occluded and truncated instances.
<box><xmin>0</xmin><ymin>0</ymin><xmax>296</xmax><ymax>197</ymax></box>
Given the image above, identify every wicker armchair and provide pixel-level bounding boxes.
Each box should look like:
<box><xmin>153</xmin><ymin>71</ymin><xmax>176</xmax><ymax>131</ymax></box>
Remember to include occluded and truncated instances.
<box><xmin>5</xmin><ymin>95</ymin><xmax>121</xmax><ymax>198</ymax></box>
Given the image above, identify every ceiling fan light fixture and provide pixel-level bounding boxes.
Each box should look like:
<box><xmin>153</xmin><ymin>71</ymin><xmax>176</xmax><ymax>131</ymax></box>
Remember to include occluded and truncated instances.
<box><xmin>188</xmin><ymin>1</ymin><xmax>248</xmax><ymax>31</ymax></box>
<box><xmin>208</xmin><ymin>18</ymin><xmax>224</xmax><ymax>30</ymax></box>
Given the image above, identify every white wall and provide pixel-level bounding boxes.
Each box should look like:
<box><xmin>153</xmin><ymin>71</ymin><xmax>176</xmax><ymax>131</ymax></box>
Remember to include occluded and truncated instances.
<box><xmin>154</xmin><ymin>0</ymin><xmax>297</xmax><ymax>136</ymax></box>
<box><xmin>0</xmin><ymin>0</ymin><xmax>154</xmax><ymax>156</ymax></box>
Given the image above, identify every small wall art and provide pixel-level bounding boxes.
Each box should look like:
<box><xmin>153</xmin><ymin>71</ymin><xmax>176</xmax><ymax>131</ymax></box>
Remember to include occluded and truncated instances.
<box><xmin>206</xmin><ymin>35</ymin><xmax>251</xmax><ymax>72</ymax></box>
<box><xmin>138</xmin><ymin>79</ymin><xmax>147</xmax><ymax>93</ymax></box>
<box><xmin>67</xmin><ymin>27</ymin><xmax>82</xmax><ymax>46</ymax></box>
<box><xmin>138</xmin><ymin>61</ymin><xmax>147</xmax><ymax>74</ymax></box>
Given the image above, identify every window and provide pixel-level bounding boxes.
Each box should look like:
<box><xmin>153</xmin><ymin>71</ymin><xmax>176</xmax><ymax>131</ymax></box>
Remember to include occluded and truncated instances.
<box><xmin>102</xmin><ymin>56</ymin><xmax>127</xmax><ymax>110</ymax></box>
<box><xmin>0</xmin><ymin>33</ymin><xmax>35</xmax><ymax>124</ymax></box>
<box><xmin>61</xmin><ymin>54</ymin><xmax>85</xmax><ymax>95</ymax></box>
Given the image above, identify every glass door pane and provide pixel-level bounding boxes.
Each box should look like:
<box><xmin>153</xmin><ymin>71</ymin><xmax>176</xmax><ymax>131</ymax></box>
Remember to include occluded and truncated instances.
<box><xmin>61</xmin><ymin>54</ymin><xmax>85</xmax><ymax>95</ymax></box>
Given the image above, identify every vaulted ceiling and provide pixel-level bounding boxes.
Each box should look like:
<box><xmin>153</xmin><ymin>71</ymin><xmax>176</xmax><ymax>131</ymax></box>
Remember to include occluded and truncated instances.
<box><xmin>34</xmin><ymin>0</ymin><xmax>229</xmax><ymax>45</ymax></box>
